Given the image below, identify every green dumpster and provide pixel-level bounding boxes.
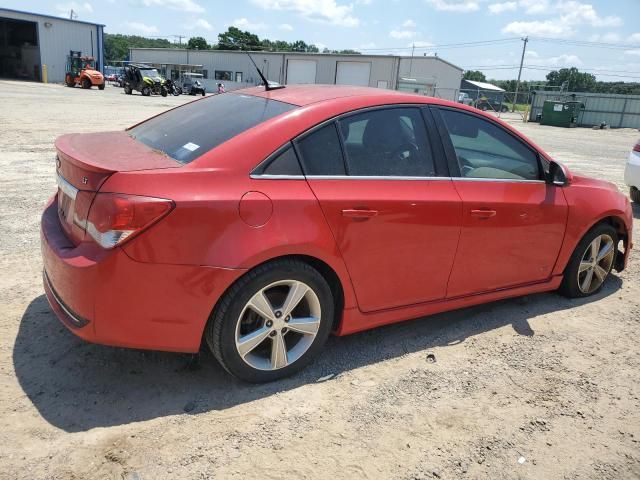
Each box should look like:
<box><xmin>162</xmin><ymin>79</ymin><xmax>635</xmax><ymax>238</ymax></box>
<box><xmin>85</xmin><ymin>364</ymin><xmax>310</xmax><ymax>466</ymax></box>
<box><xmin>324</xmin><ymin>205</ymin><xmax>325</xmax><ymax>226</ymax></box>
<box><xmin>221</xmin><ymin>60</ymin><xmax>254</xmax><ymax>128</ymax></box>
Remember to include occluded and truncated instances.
<box><xmin>540</xmin><ymin>100</ymin><xmax>584</xmax><ymax>127</ymax></box>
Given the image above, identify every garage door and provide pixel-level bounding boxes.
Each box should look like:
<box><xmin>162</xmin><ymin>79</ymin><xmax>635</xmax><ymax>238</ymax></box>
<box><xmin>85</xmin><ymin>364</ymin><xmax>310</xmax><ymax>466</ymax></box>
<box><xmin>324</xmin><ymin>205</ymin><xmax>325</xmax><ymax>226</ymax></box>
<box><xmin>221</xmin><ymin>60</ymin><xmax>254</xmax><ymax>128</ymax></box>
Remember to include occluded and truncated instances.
<box><xmin>0</xmin><ymin>17</ymin><xmax>41</xmax><ymax>81</ymax></box>
<box><xmin>336</xmin><ymin>62</ymin><xmax>371</xmax><ymax>86</ymax></box>
<box><xmin>286</xmin><ymin>59</ymin><xmax>317</xmax><ymax>84</ymax></box>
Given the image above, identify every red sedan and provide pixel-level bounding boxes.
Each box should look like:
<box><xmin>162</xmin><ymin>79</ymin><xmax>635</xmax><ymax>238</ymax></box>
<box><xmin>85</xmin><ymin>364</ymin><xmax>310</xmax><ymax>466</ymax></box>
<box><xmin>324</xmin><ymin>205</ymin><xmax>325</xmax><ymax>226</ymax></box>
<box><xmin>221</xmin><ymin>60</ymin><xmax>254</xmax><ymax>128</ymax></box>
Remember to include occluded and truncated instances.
<box><xmin>41</xmin><ymin>85</ymin><xmax>633</xmax><ymax>382</ymax></box>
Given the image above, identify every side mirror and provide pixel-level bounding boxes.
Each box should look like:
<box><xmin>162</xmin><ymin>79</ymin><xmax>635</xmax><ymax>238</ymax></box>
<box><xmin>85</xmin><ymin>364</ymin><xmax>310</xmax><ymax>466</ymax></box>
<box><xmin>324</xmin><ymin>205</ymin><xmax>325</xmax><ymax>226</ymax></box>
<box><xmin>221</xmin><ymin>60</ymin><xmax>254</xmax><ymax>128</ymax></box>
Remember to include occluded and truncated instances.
<box><xmin>548</xmin><ymin>161</ymin><xmax>568</xmax><ymax>187</ymax></box>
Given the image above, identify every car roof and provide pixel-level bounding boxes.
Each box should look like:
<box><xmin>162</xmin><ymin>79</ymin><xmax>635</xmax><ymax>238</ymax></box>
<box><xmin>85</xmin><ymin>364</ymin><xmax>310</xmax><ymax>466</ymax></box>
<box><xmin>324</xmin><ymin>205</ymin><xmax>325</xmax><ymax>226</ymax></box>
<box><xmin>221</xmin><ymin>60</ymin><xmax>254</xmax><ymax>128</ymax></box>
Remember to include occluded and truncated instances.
<box><xmin>237</xmin><ymin>84</ymin><xmax>436</xmax><ymax>107</ymax></box>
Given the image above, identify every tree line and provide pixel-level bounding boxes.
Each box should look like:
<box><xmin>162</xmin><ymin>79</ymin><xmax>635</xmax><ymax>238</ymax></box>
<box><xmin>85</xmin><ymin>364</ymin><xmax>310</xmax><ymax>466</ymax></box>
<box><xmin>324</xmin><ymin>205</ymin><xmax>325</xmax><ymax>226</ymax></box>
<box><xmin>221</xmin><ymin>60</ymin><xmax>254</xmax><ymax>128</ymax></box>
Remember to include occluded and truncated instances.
<box><xmin>463</xmin><ymin>68</ymin><xmax>640</xmax><ymax>96</ymax></box>
<box><xmin>104</xmin><ymin>27</ymin><xmax>360</xmax><ymax>63</ymax></box>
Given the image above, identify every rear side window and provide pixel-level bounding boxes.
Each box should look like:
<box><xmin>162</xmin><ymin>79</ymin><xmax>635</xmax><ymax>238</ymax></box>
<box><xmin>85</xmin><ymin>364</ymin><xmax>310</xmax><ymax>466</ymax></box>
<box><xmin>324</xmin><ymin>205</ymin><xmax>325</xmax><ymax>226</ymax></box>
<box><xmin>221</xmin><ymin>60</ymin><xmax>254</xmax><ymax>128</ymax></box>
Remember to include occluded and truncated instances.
<box><xmin>296</xmin><ymin>123</ymin><xmax>346</xmax><ymax>175</ymax></box>
<box><xmin>261</xmin><ymin>145</ymin><xmax>303</xmax><ymax>175</ymax></box>
<box><xmin>129</xmin><ymin>94</ymin><xmax>296</xmax><ymax>164</ymax></box>
<box><xmin>338</xmin><ymin>108</ymin><xmax>435</xmax><ymax>177</ymax></box>
<box><xmin>439</xmin><ymin>108</ymin><xmax>540</xmax><ymax>180</ymax></box>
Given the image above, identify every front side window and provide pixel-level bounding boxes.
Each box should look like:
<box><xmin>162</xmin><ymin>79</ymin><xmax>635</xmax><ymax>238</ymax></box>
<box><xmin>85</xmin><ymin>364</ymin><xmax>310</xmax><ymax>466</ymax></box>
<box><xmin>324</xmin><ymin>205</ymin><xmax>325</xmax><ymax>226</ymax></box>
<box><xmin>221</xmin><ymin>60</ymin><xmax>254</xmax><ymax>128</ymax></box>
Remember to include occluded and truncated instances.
<box><xmin>338</xmin><ymin>108</ymin><xmax>435</xmax><ymax>177</ymax></box>
<box><xmin>129</xmin><ymin>93</ymin><xmax>296</xmax><ymax>164</ymax></box>
<box><xmin>439</xmin><ymin>108</ymin><xmax>540</xmax><ymax>180</ymax></box>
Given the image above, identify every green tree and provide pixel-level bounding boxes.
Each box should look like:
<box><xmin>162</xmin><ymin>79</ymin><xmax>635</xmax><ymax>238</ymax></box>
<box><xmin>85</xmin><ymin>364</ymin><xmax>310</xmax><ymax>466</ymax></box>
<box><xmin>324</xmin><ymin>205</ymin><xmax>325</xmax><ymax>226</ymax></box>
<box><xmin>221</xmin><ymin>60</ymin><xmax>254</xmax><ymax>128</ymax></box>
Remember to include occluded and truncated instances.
<box><xmin>217</xmin><ymin>27</ymin><xmax>260</xmax><ymax>50</ymax></box>
<box><xmin>463</xmin><ymin>70</ymin><xmax>486</xmax><ymax>82</ymax></box>
<box><xmin>546</xmin><ymin>67</ymin><xmax>596</xmax><ymax>92</ymax></box>
<box><xmin>187</xmin><ymin>36</ymin><xmax>209</xmax><ymax>50</ymax></box>
<box><xmin>104</xmin><ymin>33</ymin><xmax>176</xmax><ymax>62</ymax></box>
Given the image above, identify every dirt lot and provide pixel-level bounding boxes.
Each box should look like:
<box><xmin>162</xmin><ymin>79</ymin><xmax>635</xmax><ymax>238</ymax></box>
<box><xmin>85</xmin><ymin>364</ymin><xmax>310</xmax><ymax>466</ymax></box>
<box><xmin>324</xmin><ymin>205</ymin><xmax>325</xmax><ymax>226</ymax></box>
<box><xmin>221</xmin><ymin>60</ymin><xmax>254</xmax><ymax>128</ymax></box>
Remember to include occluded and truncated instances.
<box><xmin>1</xmin><ymin>80</ymin><xmax>639</xmax><ymax>480</ymax></box>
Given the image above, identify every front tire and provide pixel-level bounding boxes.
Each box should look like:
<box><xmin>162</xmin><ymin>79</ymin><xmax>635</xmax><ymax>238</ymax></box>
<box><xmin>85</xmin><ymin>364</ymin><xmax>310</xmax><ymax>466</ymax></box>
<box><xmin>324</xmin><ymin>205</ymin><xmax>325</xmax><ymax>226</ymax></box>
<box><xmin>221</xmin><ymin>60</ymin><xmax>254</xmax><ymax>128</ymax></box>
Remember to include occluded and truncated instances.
<box><xmin>124</xmin><ymin>85</ymin><xmax>132</xmax><ymax>95</ymax></box>
<box><xmin>559</xmin><ymin>223</ymin><xmax>618</xmax><ymax>298</ymax></box>
<box><xmin>82</xmin><ymin>77</ymin><xmax>91</xmax><ymax>89</ymax></box>
<box><xmin>141</xmin><ymin>86</ymin><xmax>151</xmax><ymax>96</ymax></box>
<box><xmin>205</xmin><ymin>260</ymin><xmax>334</xmax><ymax>383</ymax></box>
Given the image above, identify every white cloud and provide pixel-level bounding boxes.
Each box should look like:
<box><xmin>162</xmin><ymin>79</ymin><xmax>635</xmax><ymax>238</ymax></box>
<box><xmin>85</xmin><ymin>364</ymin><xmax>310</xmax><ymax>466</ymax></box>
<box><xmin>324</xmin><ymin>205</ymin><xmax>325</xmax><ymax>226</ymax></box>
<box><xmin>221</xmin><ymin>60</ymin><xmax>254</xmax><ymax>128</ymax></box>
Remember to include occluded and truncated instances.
<box><xmin>131</xmin><ymin>0</ymin><xmax>204</xmax><ymax>12</ymax></box>
<box><xmin>518</xmin><ymin>0</ymin><xmax>550</xmax><ymax>15</ymax></box>
<box><xmin>279</xmin><ymin>23</ymin><xmax>294</xmax><ymax>31</ymax></box>
<box><xmin>527</xmin><ymin>53</ymin><xmax>583</xmax><ymax>67</ymax></box>
<box><xmin>488</xmin><ymin>2</ymin><xmax>516</xmax><ymax>14</ymax></box>
<box><xmin>502</xmin><ymin>1</ymin><xmax>621</xmax><ymax>38</ymax></box>
<box><xmin>627</xmin><ymin>33</ymin><xmax>640</xmax><ymax>43</ymax></box>
<box><xmin>625</xmin><ymin>50</ymin><xmax>640</xmax><ymax>57</ymax></box>
<box><xmin>123</xmin><ymin>21</ymin><xmax>159</xmax><ymax>35</ymax></box>
<box><xmin>314</xmin><ymin>42</ymin><xmax>327</xmax><ymax>50</ymax></box>
<box><xmin>390</xmin><ymin>29</ymin><xmax>417</xmax><ymax>39</ymax></box>
<box><xmin>525</xmin><ymin>49</ymin><xmax>539</xmax><ymax>57</ymax></box>
<box><xmin>588</xmin><ymin>32</ymin><xmax>621</xmax><ymax>43</ymax></box>
<box><xmin>250</xmin><ymin>0</ymin><xmax>360</xmax><ymax>27</ymax></box>
<box><xmin>402</xmin><ymin>19</ymin><xmax>417</xmax><ymax>28</ymax></box>
<box><xmin>231</xmin><ymin>18</ymin><xmax>268</xmax><ymax>31</ymax></box>
<box><xmin>502</xmin><ymin>19</ymin><xmax>571</xmax><ymax>37</ymax></box>
<box><xmin>184</xmin><ymin>18</ymin><xmax>212</xmax><ymax>31</ymax></box>
<box><xmin>55</xmin><ymin>2</ymin><xmax>93</xmax><ymax>15</ymax></box>
<box><xmin>425</xmin><ymin>0</ymin><xmax>480</xmax><ymax>12</ymax></box>
<box><xmin>355</xmin><ymin>0</ymin><xmax>372</xmax><ymax>4</ymax></box>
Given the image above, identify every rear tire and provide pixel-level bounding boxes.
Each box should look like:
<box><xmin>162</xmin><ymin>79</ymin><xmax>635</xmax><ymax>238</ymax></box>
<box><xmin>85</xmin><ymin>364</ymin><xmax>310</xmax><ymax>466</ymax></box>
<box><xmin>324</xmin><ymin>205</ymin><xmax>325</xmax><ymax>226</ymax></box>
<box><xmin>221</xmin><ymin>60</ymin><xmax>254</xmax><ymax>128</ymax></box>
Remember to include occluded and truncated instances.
<box><xmin>82</xmin><ymin>78</ymin><xmax>91</xmax><ymax>89</ymax></box>
<box><xmin>559</xmin><ymin>223</ymin><xmax>618</xmax><ymax>298</ymax></box>
<box><xmin>205</xmin><ymin>259</ymin><xmax>334</xmax><ymax>383</ymax></box>
<box><xmin>98</xmin><ymin>82</ymin><xmax>105</xmax><ymax>90</ymax></box>
<box><xmin>124</xmin><ymin>85</ymin><xmax>132</xmax><ymax>95</ymax></box>
<box><xmin>161</xmin><ymin>86</ymin><xmax>168</xmax><ymax>97</ymax></box>
<box><xmin>631</xmin><ymin>186</ymin><xmax>640</xmax><ymax>203</ymax></box>
<box><xmin>141</xmin><ymin>86</ymin><xmax>151</xmax><ymax>96</ymax></box>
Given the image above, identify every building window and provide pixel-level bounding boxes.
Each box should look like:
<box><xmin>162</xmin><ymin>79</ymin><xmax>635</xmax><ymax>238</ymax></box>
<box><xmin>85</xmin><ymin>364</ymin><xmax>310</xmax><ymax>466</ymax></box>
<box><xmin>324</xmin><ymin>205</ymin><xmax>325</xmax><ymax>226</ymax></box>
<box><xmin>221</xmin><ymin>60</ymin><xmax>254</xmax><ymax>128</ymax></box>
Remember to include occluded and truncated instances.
<box><xmin>235</xmin><ymin>72</ymin><xmax>243</xmax><ymax>83</ymax></box>
<box><xmin>215</xmin><ymin>70</ymin><xmax>233</xmax><ymax>81</ymax></box>
<box><xmin>202</xmin><ymin>70</ymin><xmax>208</xmax><ymax>79</ymax></box>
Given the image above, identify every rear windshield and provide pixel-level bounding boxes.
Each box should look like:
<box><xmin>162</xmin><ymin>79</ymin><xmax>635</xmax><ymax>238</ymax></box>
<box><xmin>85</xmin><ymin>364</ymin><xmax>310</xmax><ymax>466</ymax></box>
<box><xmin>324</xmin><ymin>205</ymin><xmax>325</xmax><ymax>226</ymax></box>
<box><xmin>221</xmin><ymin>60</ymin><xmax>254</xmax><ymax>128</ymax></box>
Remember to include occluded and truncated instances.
<box><xmin>129</xmin><ymin>93</ymin><xmax>297</xmax><ymax>164</ymax></box>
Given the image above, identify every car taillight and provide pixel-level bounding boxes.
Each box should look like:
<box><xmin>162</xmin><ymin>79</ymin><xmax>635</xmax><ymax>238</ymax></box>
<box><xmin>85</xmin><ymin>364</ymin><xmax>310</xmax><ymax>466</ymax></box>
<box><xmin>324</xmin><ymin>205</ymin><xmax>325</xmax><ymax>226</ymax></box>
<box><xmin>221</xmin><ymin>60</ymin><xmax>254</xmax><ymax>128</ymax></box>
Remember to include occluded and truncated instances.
<box><xmin>633</xmin><ymin>142</ymin><xmax>640</xmax><ymax>153</ymax></box>
<box><xmin>86</xmin><ymin>193</ymin><xmax>174</xmax><ymax>249</ymax></box>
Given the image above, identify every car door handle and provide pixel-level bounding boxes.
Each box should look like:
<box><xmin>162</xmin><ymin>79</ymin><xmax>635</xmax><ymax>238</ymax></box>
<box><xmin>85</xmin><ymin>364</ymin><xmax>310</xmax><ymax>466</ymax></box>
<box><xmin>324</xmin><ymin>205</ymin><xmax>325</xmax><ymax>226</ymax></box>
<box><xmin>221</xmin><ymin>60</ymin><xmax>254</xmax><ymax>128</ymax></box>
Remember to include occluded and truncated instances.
<box><xmin>342</xmin><ymin>208</ymin><xmax>378</xmax><ymax>218</ymax></box>
<box><xmin>470</xmin><ymin>209</ymin><xmax>497</xmax><ymax>219</ymax></box>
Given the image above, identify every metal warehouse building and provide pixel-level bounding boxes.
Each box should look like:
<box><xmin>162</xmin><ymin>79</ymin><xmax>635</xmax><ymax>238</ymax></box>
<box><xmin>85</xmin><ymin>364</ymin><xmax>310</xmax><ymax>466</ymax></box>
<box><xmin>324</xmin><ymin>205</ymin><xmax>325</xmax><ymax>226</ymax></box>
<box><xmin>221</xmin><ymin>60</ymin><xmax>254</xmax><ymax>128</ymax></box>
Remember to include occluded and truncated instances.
<box><xmin>0</xmin><ymin>8</ymin><xmax>104</xmax><ymax>83</ymax></box>
<box><xmin>129</xmin><ymin>48</ymin><xmax>463</xmax><ymax>100</ymax></box>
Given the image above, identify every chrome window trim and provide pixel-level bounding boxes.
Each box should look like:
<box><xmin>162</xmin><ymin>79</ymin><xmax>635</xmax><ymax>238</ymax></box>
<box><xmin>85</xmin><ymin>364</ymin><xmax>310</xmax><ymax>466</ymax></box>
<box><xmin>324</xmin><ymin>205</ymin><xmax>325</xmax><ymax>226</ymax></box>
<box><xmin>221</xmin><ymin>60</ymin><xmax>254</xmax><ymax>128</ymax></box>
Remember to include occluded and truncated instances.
<box><xmin>57</xmin><ymin>174</ymin><xmax>79</xmax><ymax>200</ymax></box>
<box><xmin>250</xmin><ymin>174</ymin><xmax>546</xmax><ymax>183</ymax></box>
<box><xmin>454</xmin><ymin>177</ymin><xmax>545</xmax><ymax>184</ymax></box>
<box><xmin>305</xmin><ymin>175</ymin><xmax>452</xmax><ymax>181</ymax></box>
<box><xmin>250</xmin><ymin>174</ymin><xmax>306</xmax><ymax>180</ymax></box>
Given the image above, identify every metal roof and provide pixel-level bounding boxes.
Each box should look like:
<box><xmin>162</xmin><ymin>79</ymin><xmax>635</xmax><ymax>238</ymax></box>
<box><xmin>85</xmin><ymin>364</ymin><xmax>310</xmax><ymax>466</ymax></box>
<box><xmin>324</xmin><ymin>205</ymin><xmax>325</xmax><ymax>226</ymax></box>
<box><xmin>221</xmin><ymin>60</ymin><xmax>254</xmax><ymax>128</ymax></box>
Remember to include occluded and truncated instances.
<box><xmin>129</xmin><ymin>48</ymin><xmax>463</xmax><ymax>72</ymax></box>
<box><xmin>0</xmin><ymin>7</ymin><xmax>105</xmax><ymax>27</ymax></box>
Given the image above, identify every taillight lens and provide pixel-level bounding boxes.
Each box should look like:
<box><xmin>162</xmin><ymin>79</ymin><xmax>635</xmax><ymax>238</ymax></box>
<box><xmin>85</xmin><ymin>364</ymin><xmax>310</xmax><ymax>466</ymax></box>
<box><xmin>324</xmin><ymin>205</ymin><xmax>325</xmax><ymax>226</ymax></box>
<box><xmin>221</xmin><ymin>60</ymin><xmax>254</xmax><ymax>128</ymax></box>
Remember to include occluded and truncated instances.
<box><xmin>86</xmin><ymin>193</ymin><xmax>174</xmax><ymax>249</ymax></box>
<box><xmin>633</xmin><ymin>141</ymin><xmax>640</xmax><ymax>153</ymax></box>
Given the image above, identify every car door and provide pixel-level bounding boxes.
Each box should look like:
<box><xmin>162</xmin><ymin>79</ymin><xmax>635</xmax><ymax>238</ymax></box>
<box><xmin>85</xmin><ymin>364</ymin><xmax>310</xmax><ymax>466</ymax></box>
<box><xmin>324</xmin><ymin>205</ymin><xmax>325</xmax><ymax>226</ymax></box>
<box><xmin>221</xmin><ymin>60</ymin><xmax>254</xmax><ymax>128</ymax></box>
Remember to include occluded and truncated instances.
<box><xmin>296</xmin><ymin>106</ymin><xmax>463</xmax><ymax>313</ymax></box>
<box><xmin>432</xmin><ymin>107</ymin><xmax>568</xmax><ymax>298</ymax></box>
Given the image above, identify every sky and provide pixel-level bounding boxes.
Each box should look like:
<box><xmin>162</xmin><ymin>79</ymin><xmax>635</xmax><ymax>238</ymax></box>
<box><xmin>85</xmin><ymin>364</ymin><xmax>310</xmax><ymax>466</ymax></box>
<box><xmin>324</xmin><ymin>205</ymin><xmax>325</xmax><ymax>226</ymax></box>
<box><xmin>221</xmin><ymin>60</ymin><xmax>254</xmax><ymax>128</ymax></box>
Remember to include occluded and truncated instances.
<box><xmin>4</xmin><ymin>0</ymin><xmax>640</xmax><ymax>81</ymax></box>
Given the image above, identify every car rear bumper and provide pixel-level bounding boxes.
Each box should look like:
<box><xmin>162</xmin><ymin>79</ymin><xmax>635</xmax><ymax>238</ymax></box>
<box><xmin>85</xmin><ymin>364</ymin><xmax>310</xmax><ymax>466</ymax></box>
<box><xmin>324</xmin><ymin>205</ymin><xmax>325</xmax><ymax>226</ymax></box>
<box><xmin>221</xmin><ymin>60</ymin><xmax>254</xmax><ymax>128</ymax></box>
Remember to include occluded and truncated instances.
<box><xmin>41</xmin><ymin>196</ymin><xmax>246</xmax><ymax>353</ymax></box>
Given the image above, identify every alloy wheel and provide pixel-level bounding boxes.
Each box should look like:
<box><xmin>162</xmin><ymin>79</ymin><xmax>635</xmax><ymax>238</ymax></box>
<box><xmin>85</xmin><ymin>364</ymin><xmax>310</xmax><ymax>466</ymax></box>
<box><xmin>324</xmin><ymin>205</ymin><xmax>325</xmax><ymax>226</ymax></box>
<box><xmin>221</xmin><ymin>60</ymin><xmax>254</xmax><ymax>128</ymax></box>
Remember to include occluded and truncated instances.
<box><xmin>577</xmin><ymin>233</ymin><xmax>615</xmax><ymax>294</ymax></box>
<box><xmin>234</xmin><ymin>280</ymin><xmax>321</xmax><ymax>371</ymax></box>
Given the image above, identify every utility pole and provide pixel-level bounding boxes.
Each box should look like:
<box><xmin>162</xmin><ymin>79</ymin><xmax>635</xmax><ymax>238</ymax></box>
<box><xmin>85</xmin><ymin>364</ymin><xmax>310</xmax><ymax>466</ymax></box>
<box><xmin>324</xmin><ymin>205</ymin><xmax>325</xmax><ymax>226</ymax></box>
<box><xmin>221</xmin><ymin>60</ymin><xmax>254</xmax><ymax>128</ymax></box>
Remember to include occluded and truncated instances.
<box><xmin>512</xmin><ymin>36</ymin><xmax>528</xmax><ymax>113</ymax></box>
<box><xmin>174</xmin><ymin>35</ymin><xmax>185</xmax><ymax>46</ymax></box>
<box><xmin>409</xmin><ymin>42</ymin><xmax>415</xmax><ymax>76</ymax></box>
<box><xmin>69</xmin><ymin>9</ymin><xmax>77</xmax><ymax>20</ymax></box>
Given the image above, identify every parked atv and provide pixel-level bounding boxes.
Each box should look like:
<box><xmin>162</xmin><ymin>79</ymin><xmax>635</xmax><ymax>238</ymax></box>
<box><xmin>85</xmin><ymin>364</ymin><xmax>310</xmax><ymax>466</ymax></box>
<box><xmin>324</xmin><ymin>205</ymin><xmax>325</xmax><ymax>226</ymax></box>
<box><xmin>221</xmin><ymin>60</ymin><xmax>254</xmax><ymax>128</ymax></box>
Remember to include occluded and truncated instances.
<box><xmin>65</xmin><ymin>51</ymin><xmax>105</xmax><ymax>90</ymax></box>
<box><xmin>123</xmin><ymin>64</ymin><xmax>168</xmax><ymax>97</ymax></box>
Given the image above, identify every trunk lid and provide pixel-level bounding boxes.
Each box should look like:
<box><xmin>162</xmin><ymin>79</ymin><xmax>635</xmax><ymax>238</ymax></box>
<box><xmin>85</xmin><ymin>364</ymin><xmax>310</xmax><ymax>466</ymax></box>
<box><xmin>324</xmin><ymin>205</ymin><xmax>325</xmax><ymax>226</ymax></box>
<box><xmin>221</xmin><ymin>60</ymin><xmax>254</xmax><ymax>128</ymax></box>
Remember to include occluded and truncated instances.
<box><xmin>55</xmin><ymin>131</ymin><xmax>179</xmax><ymax>244</ymax></box>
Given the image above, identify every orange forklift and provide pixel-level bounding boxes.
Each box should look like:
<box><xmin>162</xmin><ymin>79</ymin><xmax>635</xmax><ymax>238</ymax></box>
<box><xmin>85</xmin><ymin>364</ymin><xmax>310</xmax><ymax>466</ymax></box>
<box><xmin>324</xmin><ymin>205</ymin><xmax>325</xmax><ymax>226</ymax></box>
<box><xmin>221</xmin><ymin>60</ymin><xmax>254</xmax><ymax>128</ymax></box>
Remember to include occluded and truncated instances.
<box><xmin>65</xmin><ymin>51</ymin><xmax>105</xmax><ymax>90</ymax></box>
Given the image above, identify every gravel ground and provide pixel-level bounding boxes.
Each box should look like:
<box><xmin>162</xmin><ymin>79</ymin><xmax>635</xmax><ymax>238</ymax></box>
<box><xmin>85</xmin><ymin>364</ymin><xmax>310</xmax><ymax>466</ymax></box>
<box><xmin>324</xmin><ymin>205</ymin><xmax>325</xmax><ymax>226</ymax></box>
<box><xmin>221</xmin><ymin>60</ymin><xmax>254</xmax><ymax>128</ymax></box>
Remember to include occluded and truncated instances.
<box><xmin>1</xmin><ymin>80</ymin><xmax>639</xmax><ymax>480</ymax></box>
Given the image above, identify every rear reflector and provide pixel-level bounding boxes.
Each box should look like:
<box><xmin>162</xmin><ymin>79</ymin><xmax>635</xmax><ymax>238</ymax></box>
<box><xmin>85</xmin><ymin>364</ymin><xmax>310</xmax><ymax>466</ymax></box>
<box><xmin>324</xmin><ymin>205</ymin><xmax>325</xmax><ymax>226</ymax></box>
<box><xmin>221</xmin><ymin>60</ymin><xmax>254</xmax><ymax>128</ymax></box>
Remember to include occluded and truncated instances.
<box><xmin>86</xmin><ymin>193</ymin><xmax>174</xmax><ymax>249</ymax></box>
<box><xmin>634</xmin><ymin>142</ymin><xmax>640</xmax><ymax>153</ymax></box>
